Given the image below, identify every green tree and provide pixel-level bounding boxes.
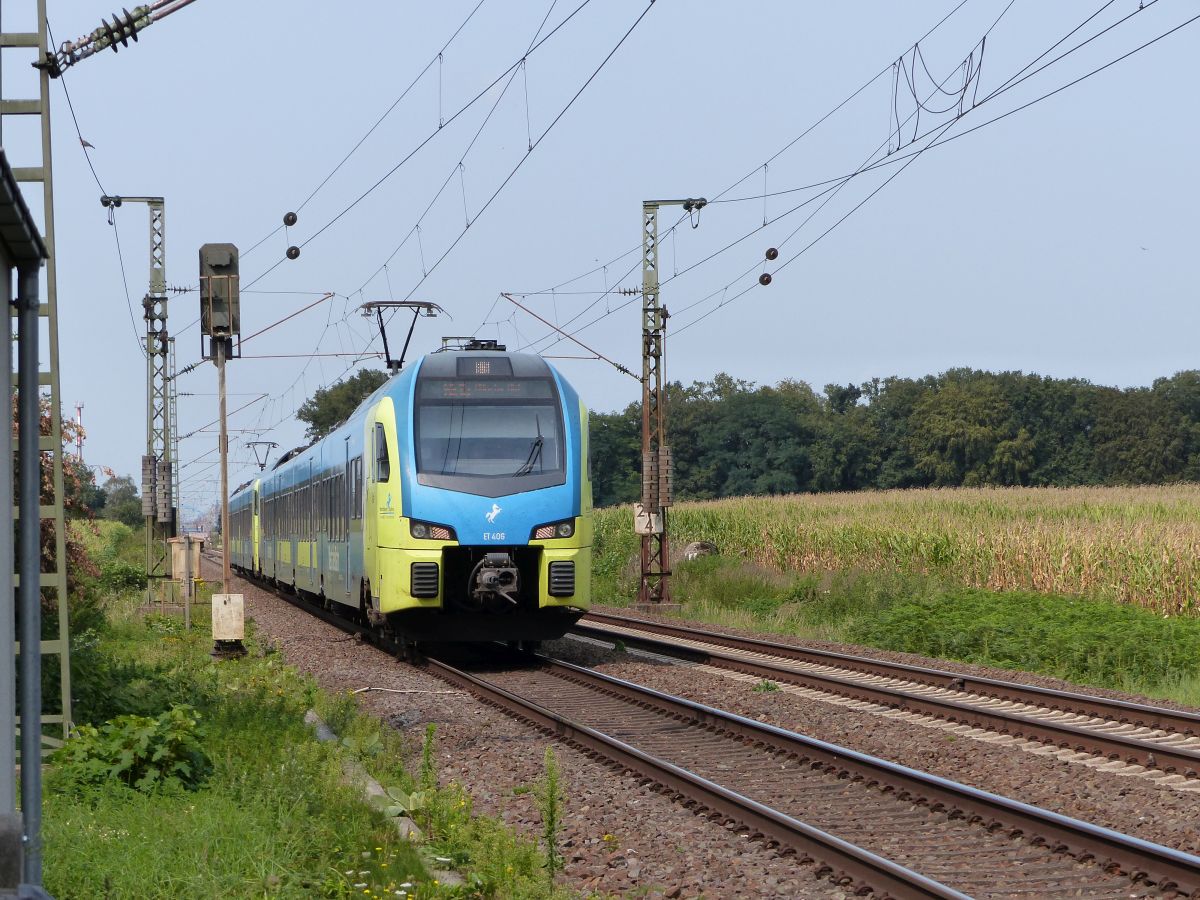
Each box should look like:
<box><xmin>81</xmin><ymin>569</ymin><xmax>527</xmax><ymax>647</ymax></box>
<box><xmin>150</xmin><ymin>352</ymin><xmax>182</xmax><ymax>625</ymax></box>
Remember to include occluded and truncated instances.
<box><xmin>589</xmin><ymin>405</ymin><xmax>640</xmax><ymax>508</ymax></box>
<box><xmin>102</xmin><ymin>475</ymin><xmax>143</xmax><ymax>527</ymax></box>
<box><xmin>296</xmin><ymin>368</ymin><xmax>388</xmax><ymax>440</ymax></box>
<box><xmin>812</xmin><ymin>383</ymin><xmax>879</xmax><ymax>491</ymax></box>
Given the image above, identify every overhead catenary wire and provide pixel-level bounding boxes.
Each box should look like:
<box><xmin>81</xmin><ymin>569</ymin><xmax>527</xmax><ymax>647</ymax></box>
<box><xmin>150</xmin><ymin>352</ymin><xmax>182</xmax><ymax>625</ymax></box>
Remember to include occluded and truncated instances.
<box><xmin>506</xmin><ymin>0</ymin><xmax>990</xmax><ymax>354</ymax></box>
<box><xmin>236</xmin><ymin>0</ymin><xmax>492</xmax><ymax>266</ymax></box>
<box><xmin>240</xmin><ymin>292</ymin><xmax>336</xmax><ymax>344</ymax></box>
<box><xmin>391</xmin><ymin>1</ymin><xmax>659</xmax><ymax>307</ymax></box>
<box><xmin>184</xmin><ymin>0</ymin><xmax>1161</xmax><ymax>501</ymax></box>
<box><xmin>669</xmin><ymin>2</ymin><xmax>1198</xmax><ymax>336</ymax></box>
<box><xmin>352</xmin><ymin>0</ymin><xmax>558</xmax><ymax>297</ymax></box>
<box><xmin>239</xmin><ymin>0</ymin><xmax>602</xmax><ymax>292</ymax></box>
<box><xmin>714</xmin><ymin>0</ymin><xmax>1159</xmax><ymax>208</ymax></box>
<box><xmin>500</xmin><ymin>293</ymin><xmax>637</xmax><ymax>380</ymax></box>
<box><xmin>181</xmin><ymin>3</ymin><xmax>988</xmax><ymax>502</ymax></box>
<box><xmin>525</xmin><ymin>0</ymin><xmax>1170</xmax><ymax>354</ymax></box>
<box><xmin>48</xmin><ymin>17</ymin><xmax>146</xmax><ymax>358</ymax></box>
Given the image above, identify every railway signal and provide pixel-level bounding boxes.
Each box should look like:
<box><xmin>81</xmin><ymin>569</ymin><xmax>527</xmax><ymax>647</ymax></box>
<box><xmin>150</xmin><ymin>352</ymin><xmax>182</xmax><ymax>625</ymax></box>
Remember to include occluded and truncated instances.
<box><xmin>199</xmin><ymin>242</ymin><xmax>246</xmax><ymax>658</ymax></box>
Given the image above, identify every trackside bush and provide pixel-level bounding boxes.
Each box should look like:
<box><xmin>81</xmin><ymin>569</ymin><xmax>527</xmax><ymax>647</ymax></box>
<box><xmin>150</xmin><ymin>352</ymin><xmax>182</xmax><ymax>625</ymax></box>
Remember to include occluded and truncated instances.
<box><xmin>98</xmin><ymin>559</ymin><xmax>147</xmax><ymax>592</ymax></box>
<box><xmin>53</xmin><ymin>704</ymin><xmax>212</xmax><ymax>793</ymax></box>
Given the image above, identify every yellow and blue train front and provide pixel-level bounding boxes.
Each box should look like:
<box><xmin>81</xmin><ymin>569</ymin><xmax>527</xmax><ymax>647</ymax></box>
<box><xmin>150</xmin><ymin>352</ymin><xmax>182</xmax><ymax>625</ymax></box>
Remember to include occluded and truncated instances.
<box><xmin>377</xmin><ymin>350</ymin><xmax>591</xmax><ymax>641</ymax></box>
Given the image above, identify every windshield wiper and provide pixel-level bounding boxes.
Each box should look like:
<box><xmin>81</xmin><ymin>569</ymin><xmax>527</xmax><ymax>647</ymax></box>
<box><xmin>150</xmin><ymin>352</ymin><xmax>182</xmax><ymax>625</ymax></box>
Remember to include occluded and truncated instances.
<box><xmin>513</xmin><ymin>416</ymin><xmax>544</xmax><ymax>476</ymax></box>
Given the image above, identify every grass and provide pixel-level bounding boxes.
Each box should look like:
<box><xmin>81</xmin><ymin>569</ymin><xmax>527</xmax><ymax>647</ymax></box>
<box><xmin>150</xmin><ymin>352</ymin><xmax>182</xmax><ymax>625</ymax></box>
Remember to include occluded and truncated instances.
<box><xmin>47</xmin><ymin>524</ymin><xmax>580</xmax><ymax>899</ymax></box>
<box><xmin>313</xmin><ymin>695</ymin><xmax>576</xmax><ymax>900</ymax></box>
<box><xmin>45</xmin><ymin>618</ymin><xmax>430</xmax><ymax>898</ymax></box>
<box><xmin>593</xmin><ymin>487</ymin><xmax>1200</xmax><ymax>706</ymax></box>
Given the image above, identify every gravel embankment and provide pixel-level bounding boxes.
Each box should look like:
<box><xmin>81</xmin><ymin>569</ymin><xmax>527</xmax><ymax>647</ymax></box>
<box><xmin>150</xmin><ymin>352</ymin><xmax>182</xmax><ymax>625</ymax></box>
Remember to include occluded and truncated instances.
<box><xmin>207</xmin><ymin>561</ymin><xmax>851</xmax><ymax>900</ymax></box>
<box><xmin>547</xmin><ymin>629</ymin><xmax>1200</xmax><ymax>857</ymax></box>
<box><xmin>207</xmin><ymin>556</ymin><xmax>1200</xmax><ymax>894</ymax></box>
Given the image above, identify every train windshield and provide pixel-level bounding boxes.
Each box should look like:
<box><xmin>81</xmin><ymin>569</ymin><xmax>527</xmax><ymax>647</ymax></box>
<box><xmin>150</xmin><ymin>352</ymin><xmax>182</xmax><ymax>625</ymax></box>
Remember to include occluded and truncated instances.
<box><xmin>415</xmin><ymin>377</ymin><xmax>565</xmax><ymax>491</ymax></box>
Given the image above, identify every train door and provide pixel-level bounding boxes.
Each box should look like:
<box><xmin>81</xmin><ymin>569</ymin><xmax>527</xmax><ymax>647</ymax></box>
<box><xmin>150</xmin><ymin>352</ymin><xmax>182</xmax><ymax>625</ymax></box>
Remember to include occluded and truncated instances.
<box><xmin>344</xmin><ymin>436</ymin><xmax>352</xmax><ymax>601</ymax></box>
<box><xmin>363</xmin><ymin>408</ymin><xmax>379</xmax><ymax>605</ymax></box>
<box><xmin>252</xmin><ymin>485</ymin><xmax>260</xmax><ymax>573</ymax></box>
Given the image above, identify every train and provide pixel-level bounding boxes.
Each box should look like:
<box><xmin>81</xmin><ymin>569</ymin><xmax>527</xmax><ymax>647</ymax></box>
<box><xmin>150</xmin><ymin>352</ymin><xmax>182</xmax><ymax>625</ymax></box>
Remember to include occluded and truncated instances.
<box><xmin>228</xmin><ymin>341</ymin><xmax>592</xmax><ymax>644</ymax></box>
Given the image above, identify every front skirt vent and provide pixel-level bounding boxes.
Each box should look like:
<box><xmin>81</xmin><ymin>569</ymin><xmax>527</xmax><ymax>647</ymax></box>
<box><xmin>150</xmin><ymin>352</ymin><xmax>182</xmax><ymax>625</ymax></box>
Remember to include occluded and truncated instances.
<box><xmin>548</xmin><ymin>561</ymin><xmax>575</xmax><ymax>597</ymax></box>
<box><xmin>411</xmin><ymin>562</ymin><xmax>440</xmax><ymax>598</ymax></box>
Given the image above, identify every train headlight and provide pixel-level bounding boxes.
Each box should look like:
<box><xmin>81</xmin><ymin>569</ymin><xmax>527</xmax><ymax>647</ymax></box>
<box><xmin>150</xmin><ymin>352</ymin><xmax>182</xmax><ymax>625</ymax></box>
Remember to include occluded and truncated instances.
<box><xmin>532</xmin><ymin>519</ymin><xmax>575</xmax><ymax>540</ymax></box>
<box><xmin>410</xmin><ymin>520</ymin><xmax>456</xmax><ymax>541</ymax></box>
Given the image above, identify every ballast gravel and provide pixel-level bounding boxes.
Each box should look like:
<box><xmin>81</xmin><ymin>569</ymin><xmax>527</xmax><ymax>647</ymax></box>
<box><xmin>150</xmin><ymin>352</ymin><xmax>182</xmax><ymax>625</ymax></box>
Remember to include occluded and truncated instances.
<box><xmin>211</xmin><ymin>554</ymin><xmax>1200</xmax><ymax>896</ymax></box>
<box><xmin>565</xmin><ymin>606</ymin><xmax>1200</xmax><ymax>857</ymax></box>
<box><xmin>213</xmin><ymin>563</ymin><xmax>851</xmax><ymax>900</ymax></box>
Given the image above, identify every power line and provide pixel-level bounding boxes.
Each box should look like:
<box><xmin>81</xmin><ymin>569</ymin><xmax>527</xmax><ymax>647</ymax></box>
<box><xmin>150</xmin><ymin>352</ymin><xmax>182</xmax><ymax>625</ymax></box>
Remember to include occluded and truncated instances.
<box><xmin>240</xmin><ymin>0</ymin><xmax>600</xmax><ymax>292</ymax></box>
<box><xmin>238</xmin><ymin>0</ymin><xmax>492</xmax><ymax>263</ymax></box>
<box><xmin>530</xmin><ymin>0</ymin><xmax>1163</xmax><ymax>349</ymax></box>
<box><xmin>353</xmin><ymin>0</ymin><xmax>565</xmax><ymax>298</ymax></box>
<box><xmin>506</xmin><ymin>0</ymin><xmax>993</xmax><ymax>354</ymax></box>
<box><xmin>715</xmin><ymin>0</ymin><xmax>1161</xmax><ymax>208</ymax></box>
<box><xmin>48</xmin><ymin>17</ymin><xmax>146</xmax><ymax>358</ymax></box>
<box><xmin>393</xmin><ymin>1</ymin><xmax>657</xmax><ymax>307</ymax></box>
<box><xmin>292</xmin><ymin>1</ymin><xmax>490</xmax><ymax>217</ymax></box>
<box><xmin>670</xmin><ymin>3</ymin><xmax>1199</xmax><ymax>336</ymax></box>
<box><xmin>109</xmin><ymin>212</ymin><xmax>146</xmax><ymax>358</ymax></box>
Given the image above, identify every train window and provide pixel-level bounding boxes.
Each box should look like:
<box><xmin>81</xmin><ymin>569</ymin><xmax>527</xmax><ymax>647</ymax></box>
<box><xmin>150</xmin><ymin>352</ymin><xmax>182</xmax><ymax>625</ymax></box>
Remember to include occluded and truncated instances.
<box><xmin>375</xmin><ymin>423</ymin><xmax>391</xmax><ymax>482</ymax></box>
<box><xmin>350</xmin><ymin>457</ymin><xmax>361</xmax><ymax>518</ymax></box>
<box><xmin>416</xmin><ymin>402</ymin><xmax>563</xmax><ymax>478</ymax></box>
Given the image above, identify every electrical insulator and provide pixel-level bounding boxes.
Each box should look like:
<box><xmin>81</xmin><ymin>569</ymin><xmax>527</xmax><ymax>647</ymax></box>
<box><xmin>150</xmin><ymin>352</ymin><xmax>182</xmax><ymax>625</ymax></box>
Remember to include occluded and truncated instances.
<box><xmin>759</xmin><ymin>273</ymin><xmax>772</xmax><ymax>286</ymax></box>
<box><xmin>765</xmin><ymin>247</ymin><xmax>778</xmax><ymax>260</ymax></box>
<box><xmin>286</xmin><ymin>246</ymin><xmax>301</xmax><ymax>260</ymax></box>
<box><xmin>99</xmin><ymin>7</ymin><xmax>142</xmax><ymax>52</ymax></box>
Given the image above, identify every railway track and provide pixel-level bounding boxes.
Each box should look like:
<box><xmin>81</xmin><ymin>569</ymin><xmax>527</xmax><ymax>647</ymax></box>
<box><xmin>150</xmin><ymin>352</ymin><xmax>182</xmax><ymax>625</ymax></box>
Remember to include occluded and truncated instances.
<box><xmin>452</xmin><ymin>653</ymin><xmax>1200</xmax><ymax>899</ymax></box>
<box><xmin>222</xmin><ymin>559</ymin><xmax>1200</xmax><ymax>898</ymax></box>
<box><xmin>574</xmin><ymin>611</ymin><xmax>1200</xmax><ymax>782</ymax></box>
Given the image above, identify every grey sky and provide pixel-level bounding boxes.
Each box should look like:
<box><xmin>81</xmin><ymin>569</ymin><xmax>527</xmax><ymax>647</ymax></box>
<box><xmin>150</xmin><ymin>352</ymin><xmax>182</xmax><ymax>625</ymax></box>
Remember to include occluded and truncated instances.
<box><xmin>3</xmin><ymin>1</ymin><xmax>1196</xmax><ymax>517</ymax></box>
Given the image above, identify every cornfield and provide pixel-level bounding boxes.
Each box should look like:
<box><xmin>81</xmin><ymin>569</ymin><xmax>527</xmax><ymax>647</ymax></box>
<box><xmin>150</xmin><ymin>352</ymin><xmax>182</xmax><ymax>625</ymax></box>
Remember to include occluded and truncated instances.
<box><xmin>593</xmin><ymin>486</ymin><xmax>1200</xmax><ymax>615</ymax></box>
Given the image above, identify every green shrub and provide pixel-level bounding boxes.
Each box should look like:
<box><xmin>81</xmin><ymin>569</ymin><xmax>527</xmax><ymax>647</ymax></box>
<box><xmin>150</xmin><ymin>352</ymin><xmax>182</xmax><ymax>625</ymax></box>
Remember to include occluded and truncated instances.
<box><xmin>98</xmin><ymin>559</ymin><xmax>147</xmax><ymax>592</ymax></box>
<box><xmin>71</xmin><ymin>651</ymin><xmax>218</xmax><ymax>726</ymax></box>
<box><xmin>53</xmin><ymin>704</ymin><xmax>213</xmax><ymax>793</ymax></box>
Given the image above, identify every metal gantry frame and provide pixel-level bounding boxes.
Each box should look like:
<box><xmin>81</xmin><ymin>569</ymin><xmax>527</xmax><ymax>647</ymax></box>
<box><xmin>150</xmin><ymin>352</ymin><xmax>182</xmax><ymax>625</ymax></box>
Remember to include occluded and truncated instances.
<box><xmin>1</xmin><ymin>1</ymin><xmax>74</xmax><ymax>759</ymax></box>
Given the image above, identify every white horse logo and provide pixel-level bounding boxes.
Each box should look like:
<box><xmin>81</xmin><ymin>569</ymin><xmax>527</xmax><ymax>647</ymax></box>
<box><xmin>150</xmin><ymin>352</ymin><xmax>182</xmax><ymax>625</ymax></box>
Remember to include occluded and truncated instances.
<box><xmin>485</xmin><ymin>503</ymin><xmax>502</xmax><ymax>524</ymax></box>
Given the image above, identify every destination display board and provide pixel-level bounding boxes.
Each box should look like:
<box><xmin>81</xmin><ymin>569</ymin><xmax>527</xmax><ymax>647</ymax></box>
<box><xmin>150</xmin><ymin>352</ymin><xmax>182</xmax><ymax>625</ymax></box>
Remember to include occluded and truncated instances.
<box><xmin>418</xmin><ymin>379</ymin><xmax>554</xmax><ymax>401</ymax></box>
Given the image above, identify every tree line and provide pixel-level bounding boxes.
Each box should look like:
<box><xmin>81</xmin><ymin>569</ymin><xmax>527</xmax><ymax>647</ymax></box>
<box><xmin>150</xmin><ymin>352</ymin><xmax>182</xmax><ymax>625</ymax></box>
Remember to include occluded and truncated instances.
<box><xmin>589</xmin><ymin>369</ymin><xmax>1200</xmax><ymax>507</ymax></box>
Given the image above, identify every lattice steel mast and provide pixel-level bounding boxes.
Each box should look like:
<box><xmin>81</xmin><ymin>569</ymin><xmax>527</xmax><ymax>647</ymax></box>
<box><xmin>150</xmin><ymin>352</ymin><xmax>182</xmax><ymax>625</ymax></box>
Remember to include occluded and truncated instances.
<box><xmin>103</xmin><ymin>196</ymin><xmax>175</xmax><ymax>595</ymax></box>
<box><xmin>637</xmin><ymin>198</ymin><xmax>704</xmax><ymax>606</ymax></box>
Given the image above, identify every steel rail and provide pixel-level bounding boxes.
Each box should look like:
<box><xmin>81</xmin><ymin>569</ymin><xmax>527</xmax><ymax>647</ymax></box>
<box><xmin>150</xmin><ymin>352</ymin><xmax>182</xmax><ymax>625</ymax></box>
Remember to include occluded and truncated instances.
<box><xmin>571</xmin><ymin>618</ymin><xmax>1200</xmax><ymax>778</ymax></box>
<box><xmin>528</xmin><ymin>654</ymin><xmax>1200</xmax><ymax>897</ymax></box>
<box><xmin>582</xmin><ymin>610</ymin><xmax>1200</xmax><ymax>734</ymax></box>
<box><xmin>221</xmin><ymin>564</ymin><xmax>964</xmax><ymax>898</ymax></box>
<box><xmin>424</xmin><ymin>654</ymin><xmax>969</xmax><ymax>900</ymax></box>
<box><xmin>216</xmin><ymin>559</ymin><xmax>1200</xmax><ymax>896</ymax></box>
